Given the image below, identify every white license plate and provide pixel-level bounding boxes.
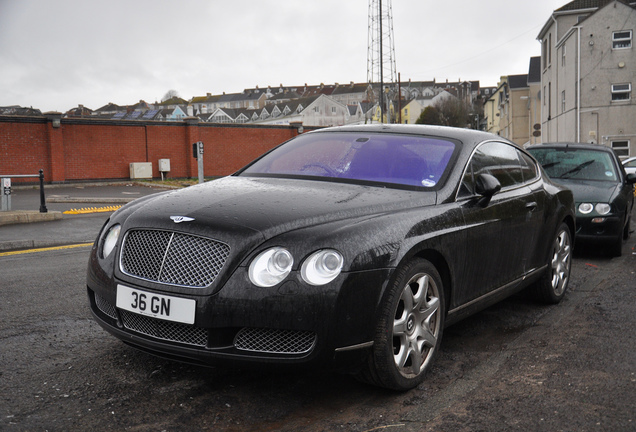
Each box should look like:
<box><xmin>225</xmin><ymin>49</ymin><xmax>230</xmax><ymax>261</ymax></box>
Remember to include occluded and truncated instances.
<box><xmin>116</xmin><ymin>284</ymin><xmax>196</xmax><ymax>325</ymax></box>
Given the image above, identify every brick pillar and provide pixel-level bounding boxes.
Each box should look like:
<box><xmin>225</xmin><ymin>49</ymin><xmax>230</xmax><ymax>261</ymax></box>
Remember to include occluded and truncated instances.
<box><xmin>44</xmin><ymin>112</ymin><xmax>65</xmax><ymax>183</ymax></box>
<box><xmin>184</xmin><ymin>117</ymin><xmax>200</xmax><ymax>178</ymax></box>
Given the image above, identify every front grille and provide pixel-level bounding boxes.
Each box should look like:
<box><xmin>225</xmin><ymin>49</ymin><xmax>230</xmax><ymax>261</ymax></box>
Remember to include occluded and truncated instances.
<box><xmin>120</xmin><ymin>229</ymin><xmax>230</xmax><ymax>288</ymax></box>
<box><xmin>95</xmin><ymin>293</ymin><xmax>118</xmax><ymax>319</ymax></box>
<box><xmin>234</xmin><ymin>328</ymin><xmax>317</xmax><ymax>354</ymax></box>
<box><xmin>120</xmin><ymin>310</ymin><xmax>208</xmax><ymax>347</ymax></box>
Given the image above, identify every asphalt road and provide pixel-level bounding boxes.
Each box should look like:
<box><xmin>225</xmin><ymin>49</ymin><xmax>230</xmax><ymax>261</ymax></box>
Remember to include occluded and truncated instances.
<box><xmin>1</xmin><ymin>190</ymin><xmax>635</xmax><ymax>431</ymax></box>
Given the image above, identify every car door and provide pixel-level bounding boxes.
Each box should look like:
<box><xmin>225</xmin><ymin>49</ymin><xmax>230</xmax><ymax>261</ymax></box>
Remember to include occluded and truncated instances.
<box><xmin>454</xmin><ymin>141</ymin><xmax>544</xmax><ymax>307</ymax></box>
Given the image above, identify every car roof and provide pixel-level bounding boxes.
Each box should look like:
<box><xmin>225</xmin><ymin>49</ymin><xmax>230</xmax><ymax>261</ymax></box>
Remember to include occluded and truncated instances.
<box><xmin>526</xmin><ymin>142</ymin><xmax>615</xmax><ymax>155</ymax></box>
<box><xmin>309</xmin><ymin>124</ymin><xmax>507</xmax><ymax>147</ymax></box>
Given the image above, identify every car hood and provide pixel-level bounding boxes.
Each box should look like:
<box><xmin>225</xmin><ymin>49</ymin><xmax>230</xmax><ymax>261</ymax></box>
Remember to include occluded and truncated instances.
<box><xmin>122</xmin><ymin>176</ymin><xmax>436</xmax><ymax>244</ymax></box>
<box><xmin>552</xmin><ymin>179</ymin><xmax>619</xmax><ymax>203</ymax></box>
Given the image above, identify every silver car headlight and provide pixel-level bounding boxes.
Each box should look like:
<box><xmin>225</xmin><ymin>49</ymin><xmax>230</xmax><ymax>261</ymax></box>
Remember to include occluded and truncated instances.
<box><xmin>101</xmin><ymin>224</ymin><xmax>121</xmax><ymax>258</ymax></box>
<box><xmin>595</xmin><ymin>203</ymin><xmax>611</xmax><ymax>215</ymax></box>
<box><xmin>578</xmin><ymin>203</ymin><xmax>594</xmax><ymax>214</ymax></box>
<box><xmin>249</xmin><ymin>247</ymin><xmax>294</xmax><ymax>287</ymax></box>
<box><xmin>301</xmin><ymin>249</ymin><xmax>344</xmax><ymax>286</ymax></box>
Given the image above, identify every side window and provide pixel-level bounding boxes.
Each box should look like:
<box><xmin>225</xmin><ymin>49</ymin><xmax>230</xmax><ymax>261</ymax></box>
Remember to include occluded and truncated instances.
<box><xmin>459</xmin><ymin>142</ymin><xmax>525</xmax><ymax>198</ymax></box>
<box><xmin>519</xmin><ymin>151</ymin><xmax>539</xmax><ymax>182</ymax></box>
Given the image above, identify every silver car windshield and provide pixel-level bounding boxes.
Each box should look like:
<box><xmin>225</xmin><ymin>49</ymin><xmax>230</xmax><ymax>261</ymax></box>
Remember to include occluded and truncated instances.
<box><xmin>240</xmin><ymin>132</ymin><xmax>456</xmax><ymax>188</ymax></box>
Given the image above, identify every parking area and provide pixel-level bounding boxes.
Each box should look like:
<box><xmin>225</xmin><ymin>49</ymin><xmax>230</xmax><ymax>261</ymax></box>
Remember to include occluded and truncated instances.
<box><xmin>1</xmin><ymin>184</ymin><xmax>635</xmax><ymax>431</ymax></box>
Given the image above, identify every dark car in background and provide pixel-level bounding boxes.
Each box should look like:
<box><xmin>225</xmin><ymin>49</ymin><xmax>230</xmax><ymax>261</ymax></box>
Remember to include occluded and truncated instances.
<box><xmin>528</xmin><ymin>143</ymin><xmax>636</xmax><ymax>256</ymax></box>
<box><xmin>87</xmin><ymin>124</ymin><xmax>575</xmax><ymax>391</ymax></box>
<box><xmin>622</xmin><ymin>156</ymin><xmax>636</xmax><ymax>176</ymax></box>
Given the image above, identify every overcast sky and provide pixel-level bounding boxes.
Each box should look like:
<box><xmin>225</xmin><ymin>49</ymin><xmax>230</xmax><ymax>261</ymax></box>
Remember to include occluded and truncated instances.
<box><xmin>0</xmin><ymin>0</ymin><xmax>567</xmax><ymax>113</ymax></box>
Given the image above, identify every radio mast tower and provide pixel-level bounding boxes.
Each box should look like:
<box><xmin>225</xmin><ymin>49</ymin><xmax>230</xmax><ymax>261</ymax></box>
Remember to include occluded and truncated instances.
<box><xmin>367</xmin><ymin>0</ymin><xmax>397</xmax><ymax>123</ymax></box>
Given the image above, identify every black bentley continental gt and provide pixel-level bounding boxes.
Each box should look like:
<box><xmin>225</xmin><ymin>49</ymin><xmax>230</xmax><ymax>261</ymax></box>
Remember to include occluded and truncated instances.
<box><xmin>87</xmin><ymin>124</ymin><xmax>575</xmax><ymax>390</ymax></box>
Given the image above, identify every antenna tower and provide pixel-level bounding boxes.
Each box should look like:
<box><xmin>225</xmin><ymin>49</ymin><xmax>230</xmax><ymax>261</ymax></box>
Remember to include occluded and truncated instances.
<box><xmin>367</xmin><ymin>0</ymin><xmax>397</xmax><ymax>123</ymax></box>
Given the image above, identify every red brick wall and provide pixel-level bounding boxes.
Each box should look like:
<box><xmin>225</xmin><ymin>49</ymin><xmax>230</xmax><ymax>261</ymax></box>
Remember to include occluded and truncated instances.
<box><xmin>0</xmin><ymin>116</ymin><xmax>311</xmax><ymax>184</ymax></box>
<box><xmin>0</xmin><ymin>119</ymin><xmax>50</xmax><ymax>182</ymax></box>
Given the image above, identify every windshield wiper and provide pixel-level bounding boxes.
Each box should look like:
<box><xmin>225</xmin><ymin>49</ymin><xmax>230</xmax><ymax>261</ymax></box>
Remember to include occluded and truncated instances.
<box><xmin>542</xmin><ymin>161</ymin><xmax>560</xmax><ymax>168</ymax></box>
<box><xmin>559</xmin><ymin>160</ymin><xmax>595</xmax><ymax>178</ymax></box>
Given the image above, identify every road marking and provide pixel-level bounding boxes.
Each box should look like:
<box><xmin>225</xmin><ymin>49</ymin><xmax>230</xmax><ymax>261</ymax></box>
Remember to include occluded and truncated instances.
<box><xmin>0</xmin><ymin>243</ymin><xmax>94</xmax><ymax>257</ymax></box>
<box><xmin>64</xmin><ymin>205</ymin><xmax>122</xmax><ymax>214</ymax></box>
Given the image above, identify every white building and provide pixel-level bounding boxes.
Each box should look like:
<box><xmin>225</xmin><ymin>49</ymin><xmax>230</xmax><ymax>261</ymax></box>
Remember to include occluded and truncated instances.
<box><xmin>538</xmin><ymin>0</ymin><xmax>636</xmax><ymax>157</ymax></box>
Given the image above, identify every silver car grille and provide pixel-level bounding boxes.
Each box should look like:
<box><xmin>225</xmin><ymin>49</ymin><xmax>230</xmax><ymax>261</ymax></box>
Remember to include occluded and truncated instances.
<box><xmin>95</xmin><ymin>293</ymin><xmax>118</xmax><ymax>320</ymax></box>
<box><xmin>120</xmin><ymin>310</ymin><xmax>209</xmax><ymax>347</ymax></box>
<box><xmin>94</xmin><ymin>293</ymin><xmax>316</xmax><ymax>354</ymax></box>
<box><xmin>120</xmin><ymin>229</ymin><xmax>230</xmax><ymax>288</ymax></box>
<box><xmin>234</xmin><ymin>328</ymin><xmax>317</xmax><ymax>354</ymax></box>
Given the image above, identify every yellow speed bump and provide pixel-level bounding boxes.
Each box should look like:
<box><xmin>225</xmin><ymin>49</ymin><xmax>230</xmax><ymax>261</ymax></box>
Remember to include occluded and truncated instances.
<box><xmin>64</xmin><ymin>205</ymin><xmax>122</xmax><ymax>215</ymax></box>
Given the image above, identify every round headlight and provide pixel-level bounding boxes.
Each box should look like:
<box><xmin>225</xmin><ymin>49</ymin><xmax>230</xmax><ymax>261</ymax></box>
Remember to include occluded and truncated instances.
<box><xmin>249</xmin><ymin>247</ymin><xmax>293</xmax><ymax>287</ymax></box>
<box><xmin>101</xmin><ymin>224</ymin><xmax>121</xmax><ymax>258</ymax></box>
<box><xmin>595</xmin><ymin>203</ymin><xmax>611</xmax><ymax>215</ymax></box>
<box><xmin>578</xmin><ymin>203</ymin><xmax>594</xmax><ymax>214</ymax></box>
<box><xmin>301</xmin><ymin>249</ymin><xmax>344</xmax><ymax>286</ymax></box>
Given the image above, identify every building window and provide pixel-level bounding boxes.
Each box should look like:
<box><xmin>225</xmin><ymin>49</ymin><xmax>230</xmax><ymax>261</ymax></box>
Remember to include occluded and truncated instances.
<box><xmin>562</xmin><ymin>46</ymin><xmax>566</xmax><ymax>67</ymax></box>
<box><xmin>611</xmin><ymin>140</ymin><xmax>630</xmax><ymax>157</ymax></box>
<box><xmin>562</xmin><ymin>90</ymin><xmax>566</xmax><ymax>112</ymax></box>
<box><xmin>612</xmin><ymin>30</ymin><xmax>632</xmax><ymax>49</ymax></box>
<box><xmin>543</xmin><ymin>86</ymin><xmax>546</xmax><ymax>106</ymax></box>
<box><xmin>611</xmin><ymin>83</ymin><xmax>631</xmax><ymax>101</ymax></box>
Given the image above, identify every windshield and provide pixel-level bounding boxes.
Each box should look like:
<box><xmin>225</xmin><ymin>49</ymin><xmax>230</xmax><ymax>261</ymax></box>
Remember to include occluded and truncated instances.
<box><xmin>529</xmin><ymin>148</ymin><xmax>618</xmax><ymax>182</ymax></box>
<box><xmin>240</xmin><ymin>132</ymin><xmax>457</xmax><ymax>188</ymax></box>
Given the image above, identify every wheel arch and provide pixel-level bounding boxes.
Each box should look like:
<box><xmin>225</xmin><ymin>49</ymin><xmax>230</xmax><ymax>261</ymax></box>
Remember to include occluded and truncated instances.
<box><xmin>412</xmin><ymin>249</ymin><xmax>452</xmax><ymax>314</ymax></box>
<box><xmin>563</xmin><ymin>214</ymin><xmax>576</xmax><ymax>248</ymax></box>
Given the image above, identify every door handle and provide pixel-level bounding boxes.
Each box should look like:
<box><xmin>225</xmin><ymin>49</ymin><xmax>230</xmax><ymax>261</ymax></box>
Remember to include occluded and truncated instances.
<box><xmin>525</xmin><ymin>202</ymin><xmax>538</xmax><ymax>211</ymax></box>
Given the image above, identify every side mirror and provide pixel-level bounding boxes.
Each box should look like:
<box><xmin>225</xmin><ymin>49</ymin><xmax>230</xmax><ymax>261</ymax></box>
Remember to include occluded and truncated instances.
<box><xmin>626</xmin><ymin>173</ymin><xmax>636</xmax><ymax>184</ymax></box>
<box><xmin>475</xmin><ymin>173</ymin><xmax>502</xmax><ymax>198</ymax></box>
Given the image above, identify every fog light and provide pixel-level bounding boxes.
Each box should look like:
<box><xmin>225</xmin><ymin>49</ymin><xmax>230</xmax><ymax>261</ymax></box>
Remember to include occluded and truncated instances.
<box><xmin>591</xmin><ymin>217</ymin><xmax>605</xmax><ymax>223</ymax></box>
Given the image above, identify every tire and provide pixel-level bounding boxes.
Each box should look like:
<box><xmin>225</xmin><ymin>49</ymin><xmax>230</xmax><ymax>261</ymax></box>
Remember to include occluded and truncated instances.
<box><xmin>533</xmin><ymin>223</ymin><xmax>572</xmax><ymax>304</ymax></box>
<box><xmin>623</xmin><ymin>215</ymin><xmax>631</xmax><ymax>241</ymax></box>
<box><xmin>612</xmin><ymin>232</ymin><xmax>624</xmax><ymax>257</ymax></box>
<box><xmin>356</xmin><ymin>258</ymin><xmax>445</xmax><ymax>391</ymax></box>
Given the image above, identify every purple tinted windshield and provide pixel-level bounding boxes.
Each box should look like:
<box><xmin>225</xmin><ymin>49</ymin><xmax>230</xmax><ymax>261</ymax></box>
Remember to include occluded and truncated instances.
<box><xmin>241</xmin><ymin>132</ymin><xmax>456</xmax><ymax>188</ymax></box>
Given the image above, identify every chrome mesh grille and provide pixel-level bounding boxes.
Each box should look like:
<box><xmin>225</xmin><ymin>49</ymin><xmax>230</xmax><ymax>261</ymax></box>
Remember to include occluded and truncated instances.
<box><xmin>234</xmin><ymin>328</ymin><xmax>317</xmax><ymax>354</ymax></box>
<box><xmin>120</xmin><ymin>229</ymin><xmax>230</xmax><ymax>288</ymax></box>
<box><xmin>120</xmin><ymin>310</ymin><xmax>208</xmax><ymax>347</ymax></box>
<box><xmin>95</xmin><ymin>293</ymin><xmax>118</xmax><ymax>320</ymax></box>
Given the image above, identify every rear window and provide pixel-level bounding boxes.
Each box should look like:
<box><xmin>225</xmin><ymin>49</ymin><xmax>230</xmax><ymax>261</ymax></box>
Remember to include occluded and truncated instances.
<box><xmin>240</xmin><ymin>132</ymin><xmax>457</xmax><ymax>189</ymax></box>
<box><xmin>529</xmin><ymin>147</ymin><xmax>618</xmax><ymax>181</ymax></box>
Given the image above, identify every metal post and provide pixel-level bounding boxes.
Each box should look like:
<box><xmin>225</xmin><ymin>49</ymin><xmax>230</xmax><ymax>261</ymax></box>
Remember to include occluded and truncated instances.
<box><xmin>39</xmin><ymin>169</ymin><xmax>48</xmax><ymax>213</ymax></box>
<box><xmin>1</xmin><ymin>177</ymin><xmax>10</xmax><ymax>211</ymax></box>
<box><xmin>195</xmin><ymin>142</ymin><xmax>204</xmax><ymax>184</ymax></box>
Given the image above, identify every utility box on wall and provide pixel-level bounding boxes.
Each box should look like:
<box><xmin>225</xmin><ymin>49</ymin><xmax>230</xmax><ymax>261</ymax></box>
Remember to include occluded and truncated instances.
<box><xmin>129</xmin><ymin>162</ymin><xmax>152</xmax><ymax>179</ymax></box>
<box><xmin>158</xmin><ymin>159</ymin><xmax>171</xmax><ymax>172</ymax></box>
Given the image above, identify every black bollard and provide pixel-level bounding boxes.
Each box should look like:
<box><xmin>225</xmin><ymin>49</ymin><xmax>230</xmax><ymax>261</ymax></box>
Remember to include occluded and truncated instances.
<box><xmin>39</xmin><ymin>169</ymin><xmax>48</xmax><ymax>213</ymax></box>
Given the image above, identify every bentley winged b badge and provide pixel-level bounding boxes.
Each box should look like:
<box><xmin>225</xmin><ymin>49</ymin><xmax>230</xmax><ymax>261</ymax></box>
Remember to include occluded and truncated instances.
<box><xmin>170</xmin><ymin>216</ymin><xmax>195</xmax><ymax>223</ymax></box>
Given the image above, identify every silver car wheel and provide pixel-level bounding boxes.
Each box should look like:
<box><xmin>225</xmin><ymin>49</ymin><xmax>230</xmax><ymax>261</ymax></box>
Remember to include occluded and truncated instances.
<box><xmin>392</xmin><ymin>272</ymin><xmax>441</xmax><ymax>378</ymax></box>
<box><xmin>550</xmin><ymin>228</ymin><xmax>571</xmax><ymax>296</ymax></box>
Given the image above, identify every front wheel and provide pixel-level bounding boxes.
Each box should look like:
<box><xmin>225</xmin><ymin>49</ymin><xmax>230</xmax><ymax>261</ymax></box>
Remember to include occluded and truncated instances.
<box><xmin>533</xmin><ymin>223</ymin><xmax>572</xmax><ymax>304</ymax></box>
<box><xmin>356</xmin><ymin>258</ymin><xmax>445</xmax><ymax>391</ymax></box>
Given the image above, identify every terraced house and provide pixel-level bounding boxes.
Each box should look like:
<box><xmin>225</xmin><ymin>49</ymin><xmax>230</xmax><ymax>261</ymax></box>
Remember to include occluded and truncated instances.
<box><xmin>538</xmin><ymin>0</ymin><xmax>636</xmax><ymax>157</ymax></box>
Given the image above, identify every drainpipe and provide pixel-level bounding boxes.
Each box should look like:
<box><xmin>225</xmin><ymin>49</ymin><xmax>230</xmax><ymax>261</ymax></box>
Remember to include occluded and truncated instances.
<box><xmin>577</xmin><ymin>25</ymin><xmax>581</xmax><ymax>143</ymax></box>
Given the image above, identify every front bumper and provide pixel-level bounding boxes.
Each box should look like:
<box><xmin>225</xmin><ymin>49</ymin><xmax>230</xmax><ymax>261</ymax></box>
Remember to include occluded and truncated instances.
<box><xmin>575</xmin><ymin>214</ymin><xmax>622</xmax><ymax>243</ymax></box>
<box><xmin>87</xmin><ymin>267</ymin><xmax>390</xmax><ymax>370</ymax></box>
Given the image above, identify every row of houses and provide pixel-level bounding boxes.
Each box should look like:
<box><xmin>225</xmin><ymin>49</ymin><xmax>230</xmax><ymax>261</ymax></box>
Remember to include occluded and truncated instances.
<box><xmin>486</xmin><ymin>0</ymin><xmax>635</xmax><ymax>159</ymax></box>
<box><xmin>44</xmin><ymin>79</ymin><xmax>487</xmax><ymax>127</ymax></box>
